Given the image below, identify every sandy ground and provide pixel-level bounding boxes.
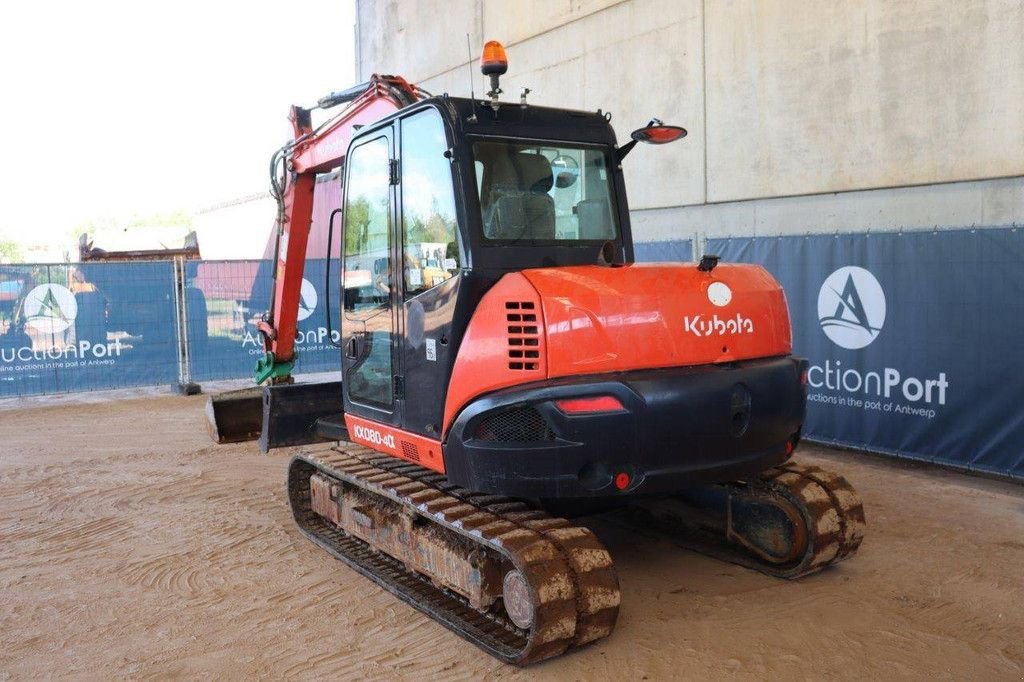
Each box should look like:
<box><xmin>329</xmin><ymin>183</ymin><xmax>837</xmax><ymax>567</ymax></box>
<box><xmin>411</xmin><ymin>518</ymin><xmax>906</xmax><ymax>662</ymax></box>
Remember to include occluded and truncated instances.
<box><xmin>1</xmin><ymin>394</ymin><xmax>1022</xmax><ymax>680</ymax></box>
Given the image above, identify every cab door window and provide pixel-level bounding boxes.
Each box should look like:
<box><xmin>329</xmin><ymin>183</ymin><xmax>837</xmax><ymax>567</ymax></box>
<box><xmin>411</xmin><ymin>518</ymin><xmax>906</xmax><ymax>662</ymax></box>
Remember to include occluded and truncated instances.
<box><xmin>342</xmin><ymin>135</ymin><xmax>394</xmax><ymax>408</ymax></box>
<box><xmin>400</xmin><ymin>110</ymin><xmax>460</xmax><ymax>298</ymax></box>
<box><xmin>343</xmin><ymin>136</ymin><xmax>392</xmax><ymax>314</ymax></box>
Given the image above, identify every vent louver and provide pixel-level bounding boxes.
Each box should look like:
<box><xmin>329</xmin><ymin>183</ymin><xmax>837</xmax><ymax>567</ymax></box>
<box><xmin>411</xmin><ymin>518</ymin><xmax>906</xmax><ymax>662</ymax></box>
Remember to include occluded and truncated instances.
<box><xmin>474</xmin><ymin>406</ymin><xmax>556</xmax><ymax>442</ymax></box>
<box><xmin>505</xmin><ymin>301</ymin><xmax>541</xmax><ymax>370</ymax></box>
<box><xmin>400</xmin><ymin>441</ymin><xmax>420</xmax><ymax>462</ymax></box>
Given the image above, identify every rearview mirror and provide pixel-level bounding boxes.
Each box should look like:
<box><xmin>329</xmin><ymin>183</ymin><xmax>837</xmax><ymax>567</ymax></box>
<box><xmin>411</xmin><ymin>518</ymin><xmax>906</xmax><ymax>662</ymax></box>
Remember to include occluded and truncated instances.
<box><xmin>616</xmin><ymin>118</ymin><xmax>688</xmax><ymax>162</ymax></box>
<box><xmin>630</xmin><ymin>124</ymin><xmax>687</xmax><ymax>145</ymax></box>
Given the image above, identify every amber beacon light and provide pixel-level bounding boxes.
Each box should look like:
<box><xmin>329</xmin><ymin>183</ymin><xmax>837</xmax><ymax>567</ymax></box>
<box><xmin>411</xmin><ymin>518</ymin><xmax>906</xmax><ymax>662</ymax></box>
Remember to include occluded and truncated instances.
<box><xmin>480</xmin><ymin>40</ymin><xmax>508</xmax><ymax>75</ymax></box>
<box><xmin>481</xmin><ymin>40</ymin><xmax>509</xmax><ymax>106</ymax></box>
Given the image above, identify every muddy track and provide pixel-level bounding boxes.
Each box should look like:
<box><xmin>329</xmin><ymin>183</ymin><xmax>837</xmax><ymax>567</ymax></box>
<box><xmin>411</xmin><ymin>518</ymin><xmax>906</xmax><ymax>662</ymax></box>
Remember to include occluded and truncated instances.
<box><xmin>289</xmin><ymin>446</ymin><xmax>620</xmax><ymax>664</ymax></box>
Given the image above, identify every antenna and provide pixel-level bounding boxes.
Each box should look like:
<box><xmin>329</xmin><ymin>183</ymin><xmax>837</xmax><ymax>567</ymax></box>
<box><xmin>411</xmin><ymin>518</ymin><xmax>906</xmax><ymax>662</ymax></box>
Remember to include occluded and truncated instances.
<box><xmin>466</xmin><ymin>33</ymin><xmax>478</xmax><ymax>122</ymax></box>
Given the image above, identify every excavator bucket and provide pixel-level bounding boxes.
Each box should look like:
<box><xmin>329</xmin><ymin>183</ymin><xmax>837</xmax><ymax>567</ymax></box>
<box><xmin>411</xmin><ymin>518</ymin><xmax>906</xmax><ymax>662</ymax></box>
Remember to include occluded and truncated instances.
<box><xmin>205</xmin><ymin>386</ymin><xmax>265</xmax><ymax>444</ymax></box>
<box><xmin>206</xmin><ymin>381</ymin><xmax>345</xmax><ymax>452</ymax></box>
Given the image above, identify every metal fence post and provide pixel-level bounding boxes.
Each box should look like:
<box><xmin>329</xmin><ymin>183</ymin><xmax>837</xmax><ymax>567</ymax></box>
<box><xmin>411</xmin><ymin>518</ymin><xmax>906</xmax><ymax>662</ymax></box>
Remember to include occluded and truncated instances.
<box><xmin>172</xmin><ymin>256</ymin><xmax>201</xmax><ymax>395</ymax></box>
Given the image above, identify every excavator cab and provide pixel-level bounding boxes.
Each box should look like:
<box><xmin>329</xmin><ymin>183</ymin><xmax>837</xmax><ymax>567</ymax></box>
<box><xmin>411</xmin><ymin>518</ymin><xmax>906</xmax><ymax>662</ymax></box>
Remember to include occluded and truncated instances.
<box><xmin>332</xmin><ymin>98</ymin><xmax>638</xmax><ymax>449</ymax></box>
<box><xmin>205</xmin><ymin>48</ymin><xmax>699</xmax><ymax>452</ymax></box>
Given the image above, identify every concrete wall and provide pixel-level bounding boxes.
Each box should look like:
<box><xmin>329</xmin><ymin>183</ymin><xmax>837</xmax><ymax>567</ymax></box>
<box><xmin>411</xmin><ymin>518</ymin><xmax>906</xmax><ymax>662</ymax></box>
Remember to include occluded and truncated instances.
<box><xmin>356</xmin><ymin>0</ymin><xmax>1024</xmax><ymax>243</ymax></box>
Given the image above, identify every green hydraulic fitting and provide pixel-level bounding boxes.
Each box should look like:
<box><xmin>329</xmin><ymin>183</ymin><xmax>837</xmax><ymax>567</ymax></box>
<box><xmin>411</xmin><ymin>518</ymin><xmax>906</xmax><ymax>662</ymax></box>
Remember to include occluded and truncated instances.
<box><xmin>254</xmin><ymin>352</ymin><xmax>295</xmax><ymax>385</ymax></box>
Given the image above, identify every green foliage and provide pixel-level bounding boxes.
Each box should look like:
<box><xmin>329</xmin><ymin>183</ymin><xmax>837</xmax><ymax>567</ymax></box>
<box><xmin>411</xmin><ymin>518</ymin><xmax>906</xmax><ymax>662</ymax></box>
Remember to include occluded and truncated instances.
<box><xmin>407</xmin><ymin>199</ymin><xmax>457</xmax><ymax>245</ymax></box>
<box><xmin>0</xmin><ymin>239</ymin><xmax>22</xmax><ymax>263</ymax></box>
<box><xmin>344</xmin><ymin>198</ymin><xmax>371</xmax><ymax>255</ymax></box>
<box><xmin>70</xmin><ymin>210</ymin><xmax>194</xmax><ymax>241</ymax></box>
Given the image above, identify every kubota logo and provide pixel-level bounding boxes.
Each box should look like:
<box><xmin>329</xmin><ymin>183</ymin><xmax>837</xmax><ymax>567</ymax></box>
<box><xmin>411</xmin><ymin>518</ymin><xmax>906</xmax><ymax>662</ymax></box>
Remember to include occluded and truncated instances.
<box><xmin>24</xmin><ymin>284</ymin><xmax>78</xmax><ymax>334</ymax></box>
<box><xmin>683</xmin><ymin>313</ymin><xmax>754</xmax><ymax>337</ymax></box>
<box><xmin>297</xmin><ymin>278</ymin><xmax>317</xmax><ymax>321</ymax></box>
<box><xmin>817</xmin><ymin>267</ymin><xmax>885</xmax><ymax>350</ymax></box>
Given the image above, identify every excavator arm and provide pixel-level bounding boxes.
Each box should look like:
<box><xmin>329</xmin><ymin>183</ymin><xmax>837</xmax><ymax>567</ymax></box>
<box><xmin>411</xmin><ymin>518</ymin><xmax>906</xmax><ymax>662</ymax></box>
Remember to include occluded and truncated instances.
<box><xmin>255</xmin><ymin>74</ymin><xmax>421</xmax><ymax>384</ymax></box>
<box><xmin>206</xmin><ymin>75</ymin><xmax>421</xmax><ymax>445</ymax></box>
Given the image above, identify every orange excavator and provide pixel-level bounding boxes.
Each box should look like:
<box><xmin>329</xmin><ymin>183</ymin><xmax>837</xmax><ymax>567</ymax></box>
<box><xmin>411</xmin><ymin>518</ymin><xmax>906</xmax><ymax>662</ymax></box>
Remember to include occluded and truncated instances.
<box><xmin>207</xmin><ymin>42</ymin><xmax>865</xmax><ymax>664</ymax></box>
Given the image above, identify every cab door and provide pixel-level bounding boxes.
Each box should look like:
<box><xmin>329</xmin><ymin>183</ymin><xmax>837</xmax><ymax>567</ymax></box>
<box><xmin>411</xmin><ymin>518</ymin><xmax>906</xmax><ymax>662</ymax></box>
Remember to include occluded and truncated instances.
<box><xmin>340</xmin><ymin>128</ymin><xmax>402</xmax><ymax>427</ymax></box>
<box><xmin>395</xmin><ymin>108</ymin><xmax>464</xmax><ymax>437</ymax></box>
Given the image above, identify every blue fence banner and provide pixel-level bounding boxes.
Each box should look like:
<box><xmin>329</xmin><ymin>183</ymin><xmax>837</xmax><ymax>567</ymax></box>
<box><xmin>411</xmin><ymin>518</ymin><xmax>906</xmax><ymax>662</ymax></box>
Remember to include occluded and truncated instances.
<box><xmin>634</xmin><ymin>238</ymin><xmax>693</xmax><ymax>263</ymax></box>
<box><xmin>709</xmin><ymin>228</ymin><xmax>1024</xmax><ymax>480</ymax></box>
<box><xmin>186</xmin><ymin>259</ymin><xmax>341</xmax><ymax>382</ymax></box>
<box><xmin>0</xmin><ymin>261</ymin><xmax>178</xmax><ymax>396</ymax></box>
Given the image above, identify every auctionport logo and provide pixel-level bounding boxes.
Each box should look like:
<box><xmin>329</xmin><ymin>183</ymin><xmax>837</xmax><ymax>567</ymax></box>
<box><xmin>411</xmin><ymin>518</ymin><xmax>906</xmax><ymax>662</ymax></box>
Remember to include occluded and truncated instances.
<box><xmin>241</xmin><ymin>278</ymin><xmax>333</xmax><ymax>354</ymax></box>
<box><xmin>297</xmin><ymin>278</ymin><xmax>317</xmax><ymax>322</ymax></box>
<box><xmin>817</xmin><ymin>266</ymin><xmax>885</xmax><ymax>350</ymax></box>
<box><xmin>808</xmin><ymin>265</ymin><xmax>948</xmax><ymax>416</ymax></box>
<box><xmin>24</xmin><ymin>284</ymin><xmax>78</xmax><ymax>334</ymax></box>
<box><xmin>2</xmin><ymin>283</ymin><xmax>124</xmax><ymax>367</ymax></box>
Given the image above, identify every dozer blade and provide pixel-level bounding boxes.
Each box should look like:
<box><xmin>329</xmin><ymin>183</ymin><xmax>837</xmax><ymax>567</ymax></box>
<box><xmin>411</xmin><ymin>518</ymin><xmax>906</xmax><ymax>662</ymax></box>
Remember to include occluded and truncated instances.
<box><xmin>257</xmin><ymin>381</ymin><xmax>344</xmax><ymax>452</ymax></box>
<box><xmin>205</xmin><ymin>381</ymin><xmax>344</xmax><ymax>452</ymax></box>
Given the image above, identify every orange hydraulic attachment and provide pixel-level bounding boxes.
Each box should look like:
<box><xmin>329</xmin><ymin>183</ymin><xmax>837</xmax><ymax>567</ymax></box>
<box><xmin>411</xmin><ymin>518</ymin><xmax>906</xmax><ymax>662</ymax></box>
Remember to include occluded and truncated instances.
<box><xmin>255</xmin><ymin>75</ymin><xmax>422</xmax><ymax>384</ymax></box>
<box><xmin>442</xmin><ymin>263</ymin><xmax>793</xmax><ymax>434</ymax></box>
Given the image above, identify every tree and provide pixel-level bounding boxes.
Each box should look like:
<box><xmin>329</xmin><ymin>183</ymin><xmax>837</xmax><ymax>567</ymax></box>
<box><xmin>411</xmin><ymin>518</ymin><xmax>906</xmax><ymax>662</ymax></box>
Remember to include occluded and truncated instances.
<box><xmin>0</xmin><ymin>239</ymin><xmax>22</xmax><ymax>264</ymax></box>
<box><xmin>70</xmin><ymin>210</ymin><xmax>195</xmax><ymax>242</ymax></box>
<box><xmin>344</xmin><ymin>198</ymin><xmax>371</xmax><ymax>255</ymax></box>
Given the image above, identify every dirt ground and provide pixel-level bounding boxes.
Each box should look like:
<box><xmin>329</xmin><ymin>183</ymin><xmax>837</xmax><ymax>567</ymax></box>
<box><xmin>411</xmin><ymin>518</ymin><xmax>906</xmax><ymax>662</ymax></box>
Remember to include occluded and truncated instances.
<box><xmin>1</xmin><ymin>393</ymin><xmax>1022</xmax><ymax>680</ymax></box>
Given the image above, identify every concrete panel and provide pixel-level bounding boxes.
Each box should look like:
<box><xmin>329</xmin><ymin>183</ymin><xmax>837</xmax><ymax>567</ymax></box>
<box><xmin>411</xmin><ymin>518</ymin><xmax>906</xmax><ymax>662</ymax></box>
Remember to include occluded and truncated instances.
<box><xmin>356</xmin><ymin>0</ymin><xmax>482</xmax><ymax>81</ymax></box>
<box><xmin>357</xmin><ymin>0</ymin><xmax>1024</xmax><ymax>241</ymax></box>
<box><xmin>414</xmin><ymin>0</ymin><xmax>707</xmax><ymax>210</ymax></box>
<box><xmin>483</xmin><ymin>0</ymin><xmax>627</xmax><ymax>47</ymax></box>
<box><xmin>705</xmin><ymin>0</ymin><xmax>1024</xmax><ymax>202</ymax></box>
<box><xmin>632</xmin><ymin>176</ymin><xmax>1024</xmax><ymax>243</ymax></box>
<box><xmin>357</xmin><ymin>0</ymin><xmax>629</xmax><ymax>82</ymax></box>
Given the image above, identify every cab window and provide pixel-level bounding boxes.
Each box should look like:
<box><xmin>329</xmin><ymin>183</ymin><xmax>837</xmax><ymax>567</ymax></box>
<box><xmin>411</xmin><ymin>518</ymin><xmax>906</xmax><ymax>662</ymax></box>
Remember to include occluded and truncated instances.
<box><xmin>400</xmin><ymin>110</ymin><xmax>460</xmax><ymax>298</ymax></box>
<box><xmin>473</xmin><ymin>140</ymin><xmax>618</xmax><ymax>243</ymax></box>
<box><xmin>343</xmin><ymin>136</ymin><xmax>391</xmax><ymax>317</ymax></box>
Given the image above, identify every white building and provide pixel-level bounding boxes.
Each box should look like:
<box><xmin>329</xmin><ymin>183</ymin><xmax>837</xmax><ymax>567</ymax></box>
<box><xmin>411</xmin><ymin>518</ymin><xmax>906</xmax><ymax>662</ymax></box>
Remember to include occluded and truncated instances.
<box><xmin>355</xmin><ymin>0</ymin><xmax>1024</xmax><ymax>244</ymax></box>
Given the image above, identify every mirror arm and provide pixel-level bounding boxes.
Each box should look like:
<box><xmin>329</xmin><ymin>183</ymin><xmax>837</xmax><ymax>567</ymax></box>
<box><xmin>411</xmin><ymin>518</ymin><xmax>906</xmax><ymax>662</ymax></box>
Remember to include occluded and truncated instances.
<box><xmin>615</xmin><ymin>139</ymin><xmax>638</xmax><ymax>163</ymax></box>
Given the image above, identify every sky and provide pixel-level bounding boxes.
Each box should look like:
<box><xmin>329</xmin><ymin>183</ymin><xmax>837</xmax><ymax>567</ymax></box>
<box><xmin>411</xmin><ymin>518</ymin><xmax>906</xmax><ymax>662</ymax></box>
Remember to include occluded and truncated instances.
<box><xmin>0</xmin><ymin>0</ymin><xmax>356</xmax><ymax>247</ymax></box>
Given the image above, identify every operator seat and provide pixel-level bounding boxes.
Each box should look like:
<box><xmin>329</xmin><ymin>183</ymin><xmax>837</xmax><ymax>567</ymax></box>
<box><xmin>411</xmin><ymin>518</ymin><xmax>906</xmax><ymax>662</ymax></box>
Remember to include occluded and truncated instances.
<box><xmin>478</xmin><ymin>145</ymin><xmax>556</xmax><ymax>241</ymax></box>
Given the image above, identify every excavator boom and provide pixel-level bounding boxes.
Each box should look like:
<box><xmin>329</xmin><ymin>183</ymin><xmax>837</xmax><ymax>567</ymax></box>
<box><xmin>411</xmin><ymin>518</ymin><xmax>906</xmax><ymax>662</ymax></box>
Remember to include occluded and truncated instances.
<box><xmin>259</xmin><ymin>74</ymin><xmax>420</xmax><ymax>381</ymax></box>
<box><xmin>208</xmin><ymin>75</ymin><xmax>421</xmax><ymax>443</ymax></box>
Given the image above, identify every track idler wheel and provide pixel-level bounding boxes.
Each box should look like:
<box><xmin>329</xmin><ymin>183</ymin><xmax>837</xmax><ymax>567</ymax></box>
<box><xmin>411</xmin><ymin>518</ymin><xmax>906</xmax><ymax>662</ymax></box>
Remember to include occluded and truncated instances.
<box><xmin>726</xmin><ymin>492</ymin><xmax>809</xmax><ymax>565</ymax></box>
<box><xmin>633</xmin><ymin>460</ymin><xmax>865</xmax><ymax>579</ymax></box>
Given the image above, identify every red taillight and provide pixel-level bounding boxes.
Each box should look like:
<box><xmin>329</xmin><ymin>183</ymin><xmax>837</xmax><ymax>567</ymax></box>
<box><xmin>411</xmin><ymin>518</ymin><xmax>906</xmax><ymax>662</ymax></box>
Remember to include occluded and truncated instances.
<box><xmin>554</xmin><ymin>396</ymin><xmax>626</xmax><ymax>414</ymax></box>
<box><xmin>614</xmin><ymin>472</ymin><xmax>631</xmax><ymax>490</ymax></box>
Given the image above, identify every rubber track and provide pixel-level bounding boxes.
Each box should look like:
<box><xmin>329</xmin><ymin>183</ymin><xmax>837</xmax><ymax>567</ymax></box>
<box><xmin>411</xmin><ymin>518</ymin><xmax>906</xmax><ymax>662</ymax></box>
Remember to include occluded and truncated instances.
<box><xmin>762</xmin><ymin>460</ymin><xmax>866</xmax><ymax>572</ymax></box>
<box><xmin>670</xmin><ymin>459</ymin><xmax>866</xmax><ymax>579</ymax></box>
<box><xmin>287</xmin><ymin>444</ymin><xmax>620</xmax><ymax>665</ymax></box>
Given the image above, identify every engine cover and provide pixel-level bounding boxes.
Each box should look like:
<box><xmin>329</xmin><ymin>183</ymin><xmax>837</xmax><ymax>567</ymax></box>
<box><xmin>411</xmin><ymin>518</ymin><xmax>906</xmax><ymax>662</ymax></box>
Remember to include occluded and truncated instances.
<box><xmin>521</xmin><ymin>263</ymin><xmax>792</xmax><ymax>378</ymax></box>
<box><xmin>443</xmin><ymin>263</ymin><xmax>793</xmax><ymax>434</ymax></box>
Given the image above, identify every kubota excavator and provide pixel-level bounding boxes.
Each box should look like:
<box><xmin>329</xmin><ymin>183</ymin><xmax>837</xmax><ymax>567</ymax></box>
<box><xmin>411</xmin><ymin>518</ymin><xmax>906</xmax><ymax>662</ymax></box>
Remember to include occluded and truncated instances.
<box><xmin>206</xmin><ymin>42</ymin><xmax>865</xmax><ymax>664</ymax></box>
